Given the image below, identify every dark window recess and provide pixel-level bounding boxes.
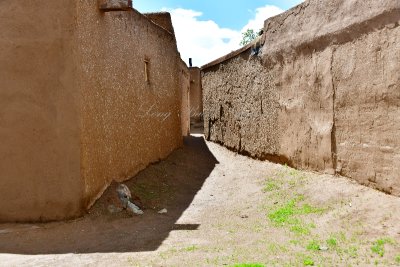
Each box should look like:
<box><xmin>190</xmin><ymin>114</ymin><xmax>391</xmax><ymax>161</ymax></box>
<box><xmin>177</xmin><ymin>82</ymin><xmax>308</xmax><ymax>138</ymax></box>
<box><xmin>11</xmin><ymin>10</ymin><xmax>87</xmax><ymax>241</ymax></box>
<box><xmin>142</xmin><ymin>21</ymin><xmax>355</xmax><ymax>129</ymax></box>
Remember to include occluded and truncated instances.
<box><xmin>144</xmin><ymin>59</ymin><xmax>150</xmax><ymax>83</ymax></box>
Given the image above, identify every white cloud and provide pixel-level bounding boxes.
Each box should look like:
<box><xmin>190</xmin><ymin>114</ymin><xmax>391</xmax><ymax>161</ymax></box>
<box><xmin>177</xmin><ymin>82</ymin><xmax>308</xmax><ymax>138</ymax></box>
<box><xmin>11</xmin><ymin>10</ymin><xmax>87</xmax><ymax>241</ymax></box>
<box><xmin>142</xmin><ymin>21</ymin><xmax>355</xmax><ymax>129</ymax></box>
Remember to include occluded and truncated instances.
<box><xmin>164</xmin><ymin>5</ymin><xmax>284</xmax><ymax>67</ymax></box>
<box><xmin>242</xmin><ymin>5</ymin><xmax>283</xmax><ymax>33</ymax></box>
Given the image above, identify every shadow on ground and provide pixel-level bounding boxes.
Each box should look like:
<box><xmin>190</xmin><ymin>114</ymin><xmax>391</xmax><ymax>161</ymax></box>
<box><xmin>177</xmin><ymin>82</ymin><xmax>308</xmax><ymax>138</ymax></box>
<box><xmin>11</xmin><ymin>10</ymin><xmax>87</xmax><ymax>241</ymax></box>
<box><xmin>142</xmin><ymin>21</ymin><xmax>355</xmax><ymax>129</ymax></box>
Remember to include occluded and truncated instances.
<box><xmin>0</xmin><ymin>135</ymin><xmax>218</xmax><ymax>254</ymax></box>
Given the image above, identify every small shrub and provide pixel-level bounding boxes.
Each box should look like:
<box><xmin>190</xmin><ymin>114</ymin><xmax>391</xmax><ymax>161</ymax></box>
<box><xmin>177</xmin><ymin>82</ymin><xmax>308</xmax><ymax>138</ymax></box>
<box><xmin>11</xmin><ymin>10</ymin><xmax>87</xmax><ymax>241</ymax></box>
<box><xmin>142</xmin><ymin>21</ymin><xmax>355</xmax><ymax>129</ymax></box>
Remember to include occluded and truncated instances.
<box><xmin>370</xmin><ymin>238</ymin><xmax>394</xmax><ymax>257</ymax></box>
<box><xmin>239</xmin><ymin>29</ymin><xmax>257</xmax><ymax>46</ymax></box>
<box><xmin>306</xmin><ymin>240</ymin><xmax>320</xmax><ymax>251</ymax></box>
<box><xmin>326</xmin><ymin>237</ymin><xmax>337</xmax><ymax>247</ymax></box>
<box><xmin>303</xmin><ymin>256</ymin><xmax>314</xmax><ymax>266</ymax></box>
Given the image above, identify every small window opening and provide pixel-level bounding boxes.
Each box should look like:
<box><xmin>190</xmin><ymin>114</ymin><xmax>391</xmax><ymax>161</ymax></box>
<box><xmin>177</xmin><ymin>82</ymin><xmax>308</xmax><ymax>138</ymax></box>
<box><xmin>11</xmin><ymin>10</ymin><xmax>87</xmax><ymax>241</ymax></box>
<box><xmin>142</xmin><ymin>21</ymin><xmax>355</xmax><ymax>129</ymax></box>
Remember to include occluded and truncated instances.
<box><xmin>144</xmin><ymin>59</ymin><xmax>150</xmax><ymax>83</ymax></box>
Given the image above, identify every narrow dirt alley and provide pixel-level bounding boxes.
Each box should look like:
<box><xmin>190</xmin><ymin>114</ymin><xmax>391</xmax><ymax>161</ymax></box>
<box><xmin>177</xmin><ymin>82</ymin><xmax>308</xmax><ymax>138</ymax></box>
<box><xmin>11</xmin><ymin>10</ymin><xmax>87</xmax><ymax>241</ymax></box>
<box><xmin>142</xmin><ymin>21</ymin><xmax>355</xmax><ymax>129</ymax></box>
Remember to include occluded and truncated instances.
<box><xmin>1</xmin><ymin>135</ymin><xmax>400</xmax><ymax>267</ymax></box>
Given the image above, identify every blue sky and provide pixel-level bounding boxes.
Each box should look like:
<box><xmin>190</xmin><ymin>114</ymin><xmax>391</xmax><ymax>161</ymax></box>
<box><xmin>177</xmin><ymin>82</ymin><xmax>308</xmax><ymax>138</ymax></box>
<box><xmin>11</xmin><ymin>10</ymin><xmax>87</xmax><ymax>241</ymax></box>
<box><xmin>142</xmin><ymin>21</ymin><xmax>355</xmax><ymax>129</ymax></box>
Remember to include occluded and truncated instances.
<box><xmin>135</xmin><ymin>0</ymin><xmax>302</xmax><ymax>30</ymax></box>
<box><xmin>134</xmin><ymin>1</ymin><xmax>303</xmax><ymax>66</ymax></box>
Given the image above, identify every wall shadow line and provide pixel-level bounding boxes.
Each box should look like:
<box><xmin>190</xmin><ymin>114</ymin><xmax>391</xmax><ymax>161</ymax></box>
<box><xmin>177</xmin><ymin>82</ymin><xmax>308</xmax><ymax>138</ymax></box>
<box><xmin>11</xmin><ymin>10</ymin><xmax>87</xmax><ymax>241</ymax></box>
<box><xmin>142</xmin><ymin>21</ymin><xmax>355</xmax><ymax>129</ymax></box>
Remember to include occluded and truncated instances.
<box><xmin>0</xmin><ymin>135</ymin><xmax>218</xmax><ymax>254</ymax></box>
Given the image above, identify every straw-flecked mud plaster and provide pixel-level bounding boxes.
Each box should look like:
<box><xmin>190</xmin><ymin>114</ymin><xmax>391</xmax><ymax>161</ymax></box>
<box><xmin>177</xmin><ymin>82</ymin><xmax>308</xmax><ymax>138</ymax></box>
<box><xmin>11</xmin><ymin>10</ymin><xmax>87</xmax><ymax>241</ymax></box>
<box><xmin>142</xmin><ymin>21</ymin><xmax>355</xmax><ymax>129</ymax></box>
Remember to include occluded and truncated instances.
<box><xmin>202</xmin><ymin>0</ymin><xmax>400</xmax><ymax>195</ymax></box>
<box><xmin>0</xmin><ymin>0</ymin><xmax>186</xmax><ymax>222</ymax></box>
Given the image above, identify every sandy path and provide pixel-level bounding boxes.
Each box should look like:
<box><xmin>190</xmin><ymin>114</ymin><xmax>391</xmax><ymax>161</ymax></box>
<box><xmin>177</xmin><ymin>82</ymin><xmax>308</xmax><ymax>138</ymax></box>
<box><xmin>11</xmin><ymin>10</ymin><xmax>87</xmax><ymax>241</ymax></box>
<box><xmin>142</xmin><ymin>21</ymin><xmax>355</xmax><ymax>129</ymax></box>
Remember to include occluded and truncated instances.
<box><xmin>1</xmin><ymin>135</ymin><xmax>399</xmax><ymax>266</ymax></box>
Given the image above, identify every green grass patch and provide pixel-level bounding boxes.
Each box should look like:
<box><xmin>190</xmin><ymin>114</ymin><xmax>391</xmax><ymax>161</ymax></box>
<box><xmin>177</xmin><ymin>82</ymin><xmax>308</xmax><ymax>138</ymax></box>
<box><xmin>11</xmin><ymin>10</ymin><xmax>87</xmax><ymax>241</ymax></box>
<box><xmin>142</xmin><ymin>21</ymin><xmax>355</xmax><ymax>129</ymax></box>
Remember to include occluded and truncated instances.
<box><xmin>300</xmin><ymin>204</ymin><xmax>323</xmax><ymax>214</ymax></box>
<box><xmin>263</xmin><ymin>180</ymin><xmax>280</xmax><ymax>192</ymax></box>
<box><xmin>326</xmin><ymin>237</ymin><xmax>337</xmax><ymax>247</ymax></box>
<box><xmin>371</xmin><ymin>238</ymin><xmax>395</xmax><ymax>257</ymax></box>
<box><xmin>267</xmin><ymin>197</ymin><xmax>323</xmax><ymax>235</ymax></box>
<box><xmin>303</xmin><ymin>256</ymin><xmax>315</xmax><ymax>266</ymax></box>
<box><xmin>290</xmin><ymin>224</ymin><xmax>310</xmax><ymax>235</ymax></box>
<box><xmin>395</xmin><ymin>255</ymin><xmax>400</xmax><ymax>264</ymax></box>
<box><xmin>290</xmin><ymin>222</ymin><xmax>315</xmax><ymax>235</ymax></box>
<box><xmin>184</xmin><ymin>245</ymin><xmax>198</xmax><ymax>252</ymax></box>
<box><xmin>268</xmin><ymin>199</ymin><xmax>296</xmax><ymax>225</ymax></box>
<box><xmin>306</xmin><ymin>240</ymin><xmax>320</xmax><ymax>251</ymax></box>
<box><xmin>346</xmin><ymin>246</ymin><xmax>358</xmax><ymax>258</ymax></box>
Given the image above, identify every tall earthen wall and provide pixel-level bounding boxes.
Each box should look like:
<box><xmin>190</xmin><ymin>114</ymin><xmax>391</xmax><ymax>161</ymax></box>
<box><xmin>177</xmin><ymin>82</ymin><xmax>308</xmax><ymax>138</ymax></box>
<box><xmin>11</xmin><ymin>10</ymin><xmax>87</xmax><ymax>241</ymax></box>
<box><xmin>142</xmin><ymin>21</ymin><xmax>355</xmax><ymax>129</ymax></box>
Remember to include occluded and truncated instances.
<box><xmin>0</xmin><ymin>0</ymin><xmax>186</xmax><ymax>222</ymax></box>
<box><xmin>77</xmin><ymin>1</ymin><xmax>184</xmax><ymax>209</ymax></box>
<box><xmin>0</xmin><ymin>1</ymin><xmax>83</xmax><ymax>221</ymax></box>
<box><xmin>189</xmin><ymin>67</ymin><xmax>203</xmax><ymax>123</ymax></box>
<box><xmin>202</xmin><ymin>0</ymin><xmax>400</xmax><ymax>195</ymax></box>
<box><xmin>180</xmin><ymin>60</ymin><xmax>191</xmax><ymax>136</ymax></box>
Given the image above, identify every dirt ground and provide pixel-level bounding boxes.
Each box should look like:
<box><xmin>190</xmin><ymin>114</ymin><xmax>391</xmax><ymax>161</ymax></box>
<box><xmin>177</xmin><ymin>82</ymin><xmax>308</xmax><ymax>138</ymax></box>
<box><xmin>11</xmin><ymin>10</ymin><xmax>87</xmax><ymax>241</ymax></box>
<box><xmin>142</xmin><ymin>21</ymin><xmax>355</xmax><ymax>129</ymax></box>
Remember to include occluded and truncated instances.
<box><xmin>1</xmin><ymin>134</ymin><xmax>400</xmax><ymax>267</ymax></box>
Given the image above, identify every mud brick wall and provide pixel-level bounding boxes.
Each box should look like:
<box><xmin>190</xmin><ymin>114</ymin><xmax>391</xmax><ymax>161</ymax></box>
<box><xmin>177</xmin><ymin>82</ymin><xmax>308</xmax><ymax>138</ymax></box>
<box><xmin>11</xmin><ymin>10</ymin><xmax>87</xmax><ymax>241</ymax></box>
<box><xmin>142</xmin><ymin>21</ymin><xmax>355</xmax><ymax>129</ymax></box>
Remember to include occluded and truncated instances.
<box><xmin>77</xmin><ymin>1</ymin><xmax>184</xmax><ymax>210</ymax></box>
<box><xmin>0</xmin><ymin>0</ymin><xmax>186</xmax><ymax>222</ymax></box>
<box><xmin>189</xmin><ymin>67</ymin><xmax>203</xmax><ymax>122</ymax></box>
<box><xmin>180</xmin><ymin>59</ymin><xmax>191</xmax><ymax>136</ymax></box>
<box><xmin>202</xmin><ymin>0</ymin><xmax>400</xmax><ymax>195</ymax></box>
<box><xmin>0</xmin><ymin>1</ymin><xmax>82</xmax><ymax>222</ymax></box>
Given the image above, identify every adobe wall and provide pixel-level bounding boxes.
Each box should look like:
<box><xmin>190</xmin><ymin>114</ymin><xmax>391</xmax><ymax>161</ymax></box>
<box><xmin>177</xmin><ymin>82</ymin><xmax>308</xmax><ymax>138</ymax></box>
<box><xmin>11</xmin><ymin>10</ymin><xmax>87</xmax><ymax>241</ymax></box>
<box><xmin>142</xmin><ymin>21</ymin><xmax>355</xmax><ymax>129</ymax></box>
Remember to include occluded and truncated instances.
<box><xmin>77</xmin><ymin>1</ymin><xmax>184</xmax><ymax>208</ymax></box>
<box><xmin>180</xmin><ymin>60</ymin><xmax>191</xmax><ymax>136</ymax></box>
<box><xmin>0</xmin><ymin>0</ymin><xmax>186</xmax><ymax>222</ymax></box>
<box><xmin>189</xmin><ymin>67</ymin><xmax>203</xmax><ymax>122</ymax></box>
<box><xmin>0</xmin><ymin>1</ymin><xmax>83</xmax><ymax>221</ymax></box>
<box><xmin>202</xmin><ymin>0</ymin><xmax>400</xmax><ymax>195</ymax></box>
<box><xmin>144</xmin><ymin>12</ymin><xmax>175</xmax><ymax>35</ymax></box>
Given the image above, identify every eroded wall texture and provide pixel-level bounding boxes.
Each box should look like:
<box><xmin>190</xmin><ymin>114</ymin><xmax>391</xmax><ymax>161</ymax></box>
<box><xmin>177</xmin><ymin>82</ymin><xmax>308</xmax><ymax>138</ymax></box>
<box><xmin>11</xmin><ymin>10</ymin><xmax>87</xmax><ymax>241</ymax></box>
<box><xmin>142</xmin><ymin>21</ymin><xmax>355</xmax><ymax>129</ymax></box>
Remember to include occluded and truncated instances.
<box><xmin>202</xmin><ymin>0</ymin><xmax>400</xmax><ymax>195</ymax></box>
<box><xmin>189</xmin><ymin>67</ymin><xmax>203</xmax><ymax>123</ymax></box>
<box><xmin>144</xmin><ymin>12</ymin><xmax>175</xmax><ymax>35</ymax></box>
<box><xmin>180</xmin><ymin>60</ymin><xmax>191</xmax><ymax>136</ymax></box>
<box><xmin>77</xmin><ymin>1</ymin><xmax>184</xmax><ymax>209</ymax></box>
<box><xmin>0</xmin><ymin>0</ymin><xmax>186</xmax><ymax>222</ymax></box>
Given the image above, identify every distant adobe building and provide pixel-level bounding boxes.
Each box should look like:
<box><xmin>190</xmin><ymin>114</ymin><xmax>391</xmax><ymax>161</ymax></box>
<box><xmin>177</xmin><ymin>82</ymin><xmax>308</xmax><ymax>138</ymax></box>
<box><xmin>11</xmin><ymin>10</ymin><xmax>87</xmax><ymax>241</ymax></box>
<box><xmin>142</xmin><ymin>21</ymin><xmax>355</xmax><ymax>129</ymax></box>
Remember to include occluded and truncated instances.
<box><xmin>189</xmin><ymin>67</ymin><xmax>204</xmax><ymax>124</ymax></box>
<box><xmin>0</xmin><ymin>0</ymin><xmax>190</xmax><ymax>222</ymax></box>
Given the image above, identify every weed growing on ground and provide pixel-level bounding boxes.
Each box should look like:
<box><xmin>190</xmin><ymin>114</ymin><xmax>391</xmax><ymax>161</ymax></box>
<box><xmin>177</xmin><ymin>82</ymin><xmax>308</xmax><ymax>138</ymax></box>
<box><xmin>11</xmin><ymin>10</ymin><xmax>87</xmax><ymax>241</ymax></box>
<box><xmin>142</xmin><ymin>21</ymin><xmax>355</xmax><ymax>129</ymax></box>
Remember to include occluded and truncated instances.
<box><xmin>263</xmin><ymin>180</ymin><xmax>280</xmax><ymax>192</ymax></box>
<box><xmin>260</xmin><ymin>166</ymin><xmax>400</xmax><ymax>266</ymax></box>
<box><xmin>290</xmin><ymin>223</ymin><xmax>313</xmax><ymax>235</ymax></box>
<box><xmin>302</xmin><ymin>256</ymin><xmax>315</xmax><ymax>266</ymax></box>
<box><xmin>268</xmin><ymin>199</ymin><xmax>297</xmax><ymax>225</ymax></box>
<box><xmin>346</xmin><ymin>246</ymin><xmax>358</xmax><ymax>258</ymax></box>
<box><xmin>370</xmin><ymin>238</ymin><xmax>395</xmax><ymax>257</ymax></box>
<box><xmin>267</xmin><ymin>196</ymin><xmax>323</xmax><ymax>235</ymax></box>
<box><xmin>306</xmin><ymin>240</ymin><xmax>320</xmax><ymax>251</ymax></box>
<box><xmin>184</xmin><ymin>245</ymin><xmax>198</xmax><ymax>252</ymax></box>
<box><xmin>326</xmin><ymin>237</ymin><xmax>338</xmax><ymax>247</ymax></box>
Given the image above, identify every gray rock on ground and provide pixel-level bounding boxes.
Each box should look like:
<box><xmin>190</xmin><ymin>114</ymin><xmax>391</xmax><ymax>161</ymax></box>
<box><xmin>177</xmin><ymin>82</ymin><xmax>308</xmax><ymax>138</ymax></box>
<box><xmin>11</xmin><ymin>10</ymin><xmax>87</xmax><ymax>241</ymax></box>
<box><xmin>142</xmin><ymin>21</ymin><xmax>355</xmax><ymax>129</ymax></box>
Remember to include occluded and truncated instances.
<box><xmin>116</xmin><ymin>184</ymin><xmax>144</xmax><ymax>215</ymax></box>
